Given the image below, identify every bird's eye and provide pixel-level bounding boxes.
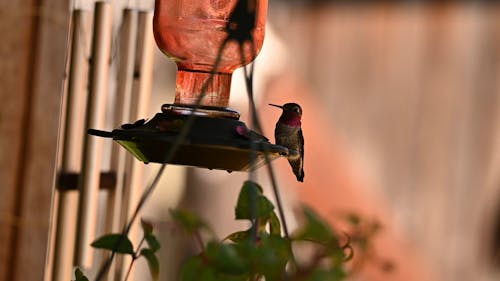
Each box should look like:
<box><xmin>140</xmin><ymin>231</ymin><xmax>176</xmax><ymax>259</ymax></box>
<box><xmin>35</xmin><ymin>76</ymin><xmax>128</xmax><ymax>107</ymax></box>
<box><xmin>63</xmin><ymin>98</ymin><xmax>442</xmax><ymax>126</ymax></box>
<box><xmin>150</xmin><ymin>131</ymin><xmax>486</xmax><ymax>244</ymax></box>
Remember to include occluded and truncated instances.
<box><xmin>294</xmin><ymin>108</ymin><xmax>300</xmax><ymax>113</ymax></box>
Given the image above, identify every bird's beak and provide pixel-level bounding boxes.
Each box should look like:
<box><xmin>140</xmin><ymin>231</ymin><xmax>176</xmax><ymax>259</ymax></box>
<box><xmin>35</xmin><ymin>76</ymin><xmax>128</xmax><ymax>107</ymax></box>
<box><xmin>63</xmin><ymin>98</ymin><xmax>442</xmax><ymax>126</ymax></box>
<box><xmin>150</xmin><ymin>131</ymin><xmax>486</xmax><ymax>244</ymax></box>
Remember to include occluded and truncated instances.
<box><xmin>268</xmin><ymin>103</ymin><xmax>283</xmax><ymax>109</ymax></box>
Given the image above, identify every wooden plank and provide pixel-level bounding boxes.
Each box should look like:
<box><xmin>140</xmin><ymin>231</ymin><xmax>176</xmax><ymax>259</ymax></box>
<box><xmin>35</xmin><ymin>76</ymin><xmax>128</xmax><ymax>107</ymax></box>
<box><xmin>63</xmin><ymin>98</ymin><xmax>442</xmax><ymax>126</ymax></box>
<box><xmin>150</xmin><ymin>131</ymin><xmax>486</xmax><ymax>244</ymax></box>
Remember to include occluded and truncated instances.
<box><xmin>116</xmin><ymin>10</ymin><xmax>155</xmax><ymax>280</ymax></box>
<box><xmin>75</xmin><ymin>1</ymin><xmax>113</xmax><ymax>268</ymax></box>
<box><xmin>0</xmin><ymin>0</ymin><xmax>70</xmax><ymax>280</ymax></box>
<box><xmin>103</xmin><ymin>9</ymin><xmax>138</xmax><ymax>281</ymax></box>
<box><xmin>51</xmin><ymin>10</ymin><xmax>90</xmax><ymax>281</ymax></box>
<box><xmin>10</xmin><ymin>1</ymin><xmax>71</xmax><ymax>280</ymax></box>
<box><xmin>0</xmin><ymin>1</ymin><xmax>35</xmax><ymax>278</ymax></box>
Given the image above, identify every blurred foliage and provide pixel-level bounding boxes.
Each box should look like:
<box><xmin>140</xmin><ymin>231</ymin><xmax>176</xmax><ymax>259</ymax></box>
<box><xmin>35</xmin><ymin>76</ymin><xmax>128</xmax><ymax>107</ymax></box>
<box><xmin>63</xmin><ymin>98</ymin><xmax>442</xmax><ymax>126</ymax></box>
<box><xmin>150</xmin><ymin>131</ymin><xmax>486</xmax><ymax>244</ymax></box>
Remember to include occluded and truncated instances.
<box><xmin>91</xmin><ymin>234</ymin><xmax>135</xmax><ymax>256</ymax></box>
<box><xmin>88</xmin><ymin>219</ymin><xmax>161</xmax><ymax>281</ymax></box>
<box><xmin>81</xmin><ymin>181</ymin><xmax>385</xmax><ymax>281</ymax></box>
<box><xmin>171</xmin><ymin>180</ymin><xmax>381</xmax><ymax>281</ymax></box>
<box><xmin>73</xmin><ymin>268</ymin><xmax>89</xmax><ymax>281</ymax></box>
<box><xmin>343</xmin><ymin>212</ymin><xmax>393</xmax><ymax>274</ymax></box>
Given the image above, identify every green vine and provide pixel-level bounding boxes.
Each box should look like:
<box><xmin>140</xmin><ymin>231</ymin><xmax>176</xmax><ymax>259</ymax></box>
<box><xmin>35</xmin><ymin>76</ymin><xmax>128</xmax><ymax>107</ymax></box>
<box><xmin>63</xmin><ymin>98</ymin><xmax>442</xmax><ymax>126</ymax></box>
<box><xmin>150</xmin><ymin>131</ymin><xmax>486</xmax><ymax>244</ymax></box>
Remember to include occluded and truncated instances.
<box><xmin>172</xmin><ymin>181</ymin><xmax>355</xmax><ymax>281</ymax></box>
<box><xmin>76</xmin><ymin>180</ymin><xmax>385</xmax><ymax>281</ymax></box>
<box><xmin>76</xmin><ymin>219</ymin><xmax>161</xmax><ymax>281</ymax></box>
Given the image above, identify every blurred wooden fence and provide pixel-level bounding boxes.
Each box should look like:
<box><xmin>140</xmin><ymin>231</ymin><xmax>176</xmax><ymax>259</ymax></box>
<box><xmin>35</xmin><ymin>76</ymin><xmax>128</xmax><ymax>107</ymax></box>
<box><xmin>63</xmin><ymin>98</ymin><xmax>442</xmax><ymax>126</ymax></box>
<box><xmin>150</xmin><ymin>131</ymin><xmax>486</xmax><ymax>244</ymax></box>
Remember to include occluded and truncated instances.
<box><xmin>0</xmin><ymin>1</ymin><xmax>155</xmax><ymax>280</ymax></box>
<box><xmin>0</xmin><ymin>0</ymin><xmax>70</xmax><ymax>280</ymax></box>
<box><xmin>1</xmin><ymin>1</ymin><xmax>500</xmax><ymax>281</ymax></box>
<box><xmin>270</xmin><ymin>2</ymin><xmax>500</xmax><ymax>281</ymax></box>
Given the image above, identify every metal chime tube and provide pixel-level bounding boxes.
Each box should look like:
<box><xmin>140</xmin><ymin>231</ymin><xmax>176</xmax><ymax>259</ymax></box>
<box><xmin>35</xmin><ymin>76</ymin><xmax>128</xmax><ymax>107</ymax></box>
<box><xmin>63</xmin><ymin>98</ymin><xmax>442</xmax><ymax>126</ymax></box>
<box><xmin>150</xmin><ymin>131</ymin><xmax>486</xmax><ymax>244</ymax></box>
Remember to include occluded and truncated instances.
<box><xmin>75</xmin><ymin>1</ymin><xmax>113</xmax><ymax>268</ymax></box>
<box><xmin>116</xmin><ymin>10</ymin><xmax>155</xmax><ymax>280</ymax></box>
<box><xmin>52</xmin><ymin>9</ymin><xmax>90</xmax><ymax>281</ymax></box>
<box><xmin>103</xmin><ymin>8</ymin><xmax>138</xmax><ymax>281</ymax></box>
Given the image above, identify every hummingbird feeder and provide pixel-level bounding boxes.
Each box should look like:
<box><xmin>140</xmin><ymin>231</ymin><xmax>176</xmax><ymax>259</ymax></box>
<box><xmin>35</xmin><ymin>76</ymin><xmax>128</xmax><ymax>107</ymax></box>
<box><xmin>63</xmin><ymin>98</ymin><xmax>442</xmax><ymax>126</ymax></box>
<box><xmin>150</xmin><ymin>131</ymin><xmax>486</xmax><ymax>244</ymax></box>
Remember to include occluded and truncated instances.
<box><xmin>89</xmin><ymin>0</ymin><xmax>289</xmax><ymax>172</ymax></box>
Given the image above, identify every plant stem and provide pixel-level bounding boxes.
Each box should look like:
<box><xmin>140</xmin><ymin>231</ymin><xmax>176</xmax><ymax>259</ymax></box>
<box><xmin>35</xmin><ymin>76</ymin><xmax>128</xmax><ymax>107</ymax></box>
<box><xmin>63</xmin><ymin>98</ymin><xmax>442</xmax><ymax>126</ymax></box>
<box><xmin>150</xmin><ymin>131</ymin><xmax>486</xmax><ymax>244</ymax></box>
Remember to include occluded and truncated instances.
<box><xmin>123</xmin><ymin>237</ymin><xmax>145</xmax><ymax>281</ymax></box>
<box><xmin>239</xmin><ymin>42</ymin><xmax>290</xmax><ymax>239</ymax></box>
<box><xmin>194</xmin><ymin>230</ymin><xmax>205</xmax><ymax>252</ymax></box>
<box><xmin>135</xmin><ymin>237</ymin><xmax>145</xmax><ymax>253</ymax></box>
<box><xmin>123</xmin><ymin>257</ymin><xmax>135</xmax><ymax>281</ymax></box>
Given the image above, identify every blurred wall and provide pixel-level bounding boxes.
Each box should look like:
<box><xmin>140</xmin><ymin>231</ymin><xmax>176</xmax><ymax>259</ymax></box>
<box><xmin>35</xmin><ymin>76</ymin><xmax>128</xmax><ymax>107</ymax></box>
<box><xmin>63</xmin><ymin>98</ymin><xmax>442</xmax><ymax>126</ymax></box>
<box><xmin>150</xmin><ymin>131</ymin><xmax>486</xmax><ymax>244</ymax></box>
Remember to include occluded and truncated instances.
<box><xmin>265</xmin><ymin>2</ymin><xmax>500</xmax><ymax>281</ymax></box>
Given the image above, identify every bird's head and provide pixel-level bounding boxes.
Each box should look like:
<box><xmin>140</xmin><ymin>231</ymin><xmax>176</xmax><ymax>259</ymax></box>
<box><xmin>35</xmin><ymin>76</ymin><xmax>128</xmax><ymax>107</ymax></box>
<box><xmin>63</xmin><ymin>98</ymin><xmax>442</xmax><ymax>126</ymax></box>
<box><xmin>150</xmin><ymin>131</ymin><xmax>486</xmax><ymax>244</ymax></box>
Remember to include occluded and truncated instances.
<box><xmin>269</xmin><ymin>103</ymin><xmax>302</xmax><ymax>126</ymax></box>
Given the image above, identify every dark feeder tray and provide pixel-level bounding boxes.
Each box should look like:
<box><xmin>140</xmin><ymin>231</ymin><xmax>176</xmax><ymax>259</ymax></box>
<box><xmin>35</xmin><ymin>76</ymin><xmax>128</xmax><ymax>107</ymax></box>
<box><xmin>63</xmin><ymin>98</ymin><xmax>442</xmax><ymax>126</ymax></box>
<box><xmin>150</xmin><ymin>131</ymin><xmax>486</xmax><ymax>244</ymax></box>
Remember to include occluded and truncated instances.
<box><xmin>88</xmin><ymin>105</ymin><xmax>289</xmax><ymax>172</ymax></box>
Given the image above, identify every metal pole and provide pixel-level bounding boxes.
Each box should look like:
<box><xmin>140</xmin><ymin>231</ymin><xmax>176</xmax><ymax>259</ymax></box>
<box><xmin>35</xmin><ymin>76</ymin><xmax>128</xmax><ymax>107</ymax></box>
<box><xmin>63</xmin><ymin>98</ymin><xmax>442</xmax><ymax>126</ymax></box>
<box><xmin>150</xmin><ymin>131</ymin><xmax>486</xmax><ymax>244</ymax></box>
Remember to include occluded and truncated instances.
<box><xmin>52</xmin><ymin>9</ymin><xmax>90</xmax><ymax>281</ymax></box>
<box><xmin>75</xmin><ymin>1</ymin><xmax>113</xmax><ymax>268</ymax></box>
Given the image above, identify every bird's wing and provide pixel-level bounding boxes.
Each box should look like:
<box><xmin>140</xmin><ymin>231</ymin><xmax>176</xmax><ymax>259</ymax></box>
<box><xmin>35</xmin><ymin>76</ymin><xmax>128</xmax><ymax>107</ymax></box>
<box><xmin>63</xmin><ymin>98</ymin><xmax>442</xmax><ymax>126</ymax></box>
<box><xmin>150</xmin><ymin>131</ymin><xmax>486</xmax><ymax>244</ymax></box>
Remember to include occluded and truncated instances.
<box><xmin>299</xmin><ymin>128</ymin><xmax>304</xmax><ymax>178</ymax></box>
<box><xmin>299</xmin><ymin>128</ymin><xmax>304</xmax><ymax>161</ymax></box>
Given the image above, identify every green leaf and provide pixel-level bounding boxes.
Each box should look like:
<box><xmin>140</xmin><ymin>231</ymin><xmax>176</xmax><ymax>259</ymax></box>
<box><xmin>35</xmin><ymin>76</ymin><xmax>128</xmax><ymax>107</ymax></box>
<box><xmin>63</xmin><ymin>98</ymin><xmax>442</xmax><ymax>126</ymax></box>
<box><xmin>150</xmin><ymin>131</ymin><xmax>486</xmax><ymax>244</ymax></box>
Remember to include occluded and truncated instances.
<box><xmin>293</xmin><ymin>206</ymin><xmax>335</xmax><ymax>243</ymax></box>
<box><xmin>139</xmin><ymin>219</ymin><xmax>161</xmax><ymax>252</ymax></box>
<box><xmin>243</xmin><ymin>180</ymin><xmax>263</xmax><ymax>193</ymax></box>
<box><xmin>224</xmin><ymin>230</ymin><xmax>251</xmax><ymax>243</ymax></box>
<box><xmin>255</xmin><ymin>234</ymin><xmax>292</xmax><ymax>279</ymax></box>
<box><xmin>179</xmin><ymin>256</ymin><xmax>202</xmax><ymax>281</ymax></box>
<box><xmin>145</xmin><ymin>233</ymin><xmax>161</xmax><ymax>252</ymax></box>
<box><xmin>91</xmin><ymin>234</ymin><xmax>134</xmax><ymax>255</ymax></box>
<box><xmin>74</xmin><ymin>268</ymin><xmax>89</xmax><ymax>281</ymax></box>
<box><xmin>266</xmin><ymin>235</ymin><xmax>292</xmax><ymax>262</ymax></box>
<box><xmin>141</xmin><ymin>219</ymin><xmax>154</xmax><ymax>235</ymax></box>
<box><xmin>180</xmin><ymin>255</ymin><xmax>247</xmax><ymax>281</ymax></box>
<box><xmin>235</xmin><ymin>181</ymin><xmax>274</xmax><ymax>220</ymax></box>
<box><xmin>170</xmin><ymin>209</ymin><xmax>209</xmax><ymax>234</ymax></box>
<box><xmin>269</xmin><ymin>211</ymin><xmax>281</xmax><ymax>236</ymax></box>
<box><xmin>205</xmin><ymin>241</ymin><xmax>248</xmax><ymax>275</ymax></box>
<box><xmin>140</xmin><ymin>248</ymin><xmax>160</xmax><ymax>281</ymax></box>
<box><xmin>235</xmin><ymin>182</ymin><xmax>260</xmax><ymax>220</ymax></box>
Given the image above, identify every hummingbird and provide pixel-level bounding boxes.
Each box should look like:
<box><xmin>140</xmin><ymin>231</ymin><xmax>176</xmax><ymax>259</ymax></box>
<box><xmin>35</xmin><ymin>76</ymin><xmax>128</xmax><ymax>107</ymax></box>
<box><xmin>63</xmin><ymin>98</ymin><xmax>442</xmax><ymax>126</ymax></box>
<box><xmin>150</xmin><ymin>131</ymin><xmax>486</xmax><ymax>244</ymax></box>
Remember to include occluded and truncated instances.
<box><xmin>269</xmin><ymin>103</ymin><xmax>304</xmax><ymax>182</ymax></box>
